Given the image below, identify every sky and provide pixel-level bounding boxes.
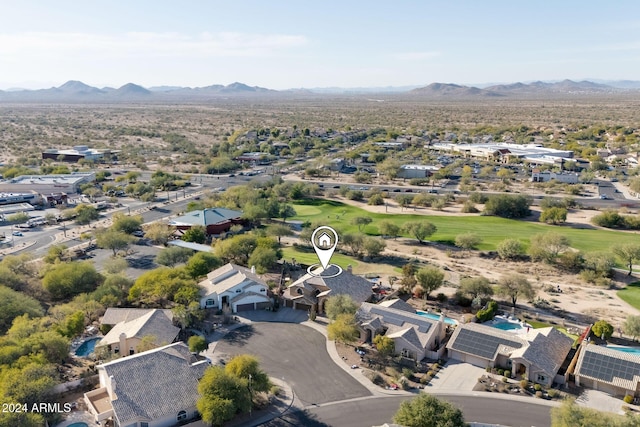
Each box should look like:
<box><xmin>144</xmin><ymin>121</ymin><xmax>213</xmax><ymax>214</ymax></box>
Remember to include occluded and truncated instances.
<box><xmin>1</xmin><ymin>0</ymin><xmax>640</xmax><ymax>90</ymax></box>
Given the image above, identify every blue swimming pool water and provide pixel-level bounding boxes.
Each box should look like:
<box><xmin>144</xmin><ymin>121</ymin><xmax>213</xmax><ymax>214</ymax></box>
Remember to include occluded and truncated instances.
<box><xmin>415</xmin><ymin>311</ymin><xmax>457</xmax><ymax>325</ymax></box>
<box><xmin>608</xmin><ymin>345</ymin><xmax>640</xmax><ymax>355</ymax></box>
<box><xmin>67</xmin><ymin>423</ymin><xmax>89</xmax><ymax>427</ymax></box>
<box><xmin>75</xmin><ymin>337</ymin><xmax>100</xmax><ymax>357</ymax></box>
<box><xmin>491</xmin><ymin>321</ymin><xmax>523</xmax><ymax>331</ymax></box>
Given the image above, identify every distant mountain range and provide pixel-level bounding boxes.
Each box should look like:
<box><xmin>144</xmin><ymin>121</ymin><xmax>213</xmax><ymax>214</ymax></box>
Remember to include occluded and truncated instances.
<box><xmin>0</xmin><ymin>79</ymin><xmax>638</xmax><ymax>102</ymax></box>
<box><xmin>408</xmin><ymin>80</ymin><xmax>631</xmax><ymax>97</ymax></box>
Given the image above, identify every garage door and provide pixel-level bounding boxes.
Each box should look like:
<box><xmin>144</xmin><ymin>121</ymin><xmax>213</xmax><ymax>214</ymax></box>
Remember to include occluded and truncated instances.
<box><xmin>236</xmin><ymin>303</ymin><xmax>254</xmax><ymax>312</ymax></box>
<box><xmin>255</xmin><ymin>302</ymin><xmax>271</xmax><ymax>310</ymax></box>
<box><xmin>295</xmin><ymin>303</ymin><xmax>311</xmax><ymax>311</ymax></box>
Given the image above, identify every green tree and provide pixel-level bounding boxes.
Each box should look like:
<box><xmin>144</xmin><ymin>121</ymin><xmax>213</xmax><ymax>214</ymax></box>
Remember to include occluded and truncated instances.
<box><xmin>550</xmin><ymin>399</ymin><xmax>634</xmax><ymax>427</ymax></box>
<box><xmin>529</xmin><ymin>232</ymin><xmax>570</xmax><ymax>263</ymax></box>
<box><xmin>95</xmin><ymin>228</ymin><xmax>135</xmax><ymax>256</ymax></box>
<box><xmin>155</xmin><ymin>246</ymin><xmax>194</xmax><ymax>267</ymax></box>
<box><xmin>327</xmin><ymin>313</ymin><xmax>359</xmax><ymax>343</ymax></box>
<box><xmin>378</xmin><ymin>220</ymin><xmax>400</xmax><ymax>238</ymax></box>
<box><xmin>128</xmin><ymin>267</ymin><xmax>196</xmax><ymax>306</ymax></box>
<box><xmin>185</xmin><ymin>252</ymin><xmax>222</xmax><ymax>279</ymax></box>
<box><xmin>403</xmin><ymin>221</ymin><xmax>437</xmax><ymax>243</ymax></box>
<box><xmin>393</xmin><ymin>394</ymin><xmax>466</xmax><ymax>427</ymax></box>
<box><xmin>265</xmin><ymin>223</ymin><xmax>293</xmax><ymax>243</ymax></box>
<box><xmin>368</xmin><ymin>193</ymin><xmax>384</xmax><ymax>205</ymax></box>
<box><xmin>454</xmin><ymin>232</ymin><xmax>482</xmax><ymax>250</ymax></box>
<box><xmin>342</xmin><ymin>233</ymin><xmax>365</xmax><ymax>257</ymax></box>
<box><xmin>111</xmin><ymin>213</ymin><xmax>144</xmax><ymax>234</ymax></box>
<box><xmin>74</xmin><ymin>204</ymin><xmax>100</xmax><ymax>225</ymax></box>
<box><xmin>182</xmin><ymin>225</ymin><xmax>207</xmax><ymax>244</ymax></box>
<box><xmin>373</xmin><ymin>335</ymin><xmax>395</xmax><ymax>357</ymax></box>
<box><xmin>496</xmin><ymin>238</ymin><xmax>524</xmax><ymax>260</ymax></box>
<box><xmin>363</xmin><ymin>236</ymin><xmax>386</xmax><ymax>257</ymax></box>
<box><xmin>395</xmin><ymin>194</ymin><xmax>413</xmax><ymax>210</ymax></box>
<box><xmin>540</xmin><ymin>207</ymin><xmax>568</xmax><ymax>225</ymax></box>
<box><xmin>612</xmin><ymin>243</ymin><xmax>640</xmax><ymax>275</ymax></box>
<box><xmin>143</xmin><ymin>222</ymin><xmax>176</xmax><ymax>245</ymax></box>
<box><xmin>352</xmin><ymin>216</ymin><xmax>372</xmax><ymax>232</ymax></box>
<box><xmin>623</xmin><ymin>315</ymin><xmax>640</xmax><ymax>341</ymax></box>
<box><xmin>43</xmin><ymin>244</ymin><xmax>70</xmax><ymax>264</ymax></box>
<box><xmin>592</xmin><ymin>319</ymin><xmax>614</xmax><ymax>340</ymax></box>
<box><xmin>278</xmin><ymin>204</ymin><xmax>297</xmax><ymax>222</ymax></box>
<box><xmin>497</xmin><ymin>274</ymin><xmax>535</xmax><ymax>308</ymax></box>
<box><xmin>325</xmin><ymin>294</ymin><xmax>358</xmax><ymax>320</ymax></box>
<box><xmin>224</xmin><ymin>354</ymin><xmax>271</xmax><ymax>394</ymax></box>
<box><xmin>0</xmin><ymin>285</ymin><xmax>43</xmax><ymax>334</ymax></box>
<box><xmin>379</xmin><ymin>158</ymin><xmax>401</xmax><ymax>179</ymax></box>
<box><xmin>42</xmin><ymin>261</ymin><xmax>103</xmax><ymax>300</ymax></box>
<box><xmin>6</xmin><ymin>212</ymin><xmax>30</xmax><ymax>224</ymax></box>
<box><xmin>583</xmin><ymin>251</ymin><xmax>615</xmax><ymax>277</ymax></box>
<box><xmin>60</xmin><ymin>310</ymin><xmax>85</xmax><ymax>338</ymax></box>
<box><xmin>102</xmin><ymin>257</ymin><xmax>129</xmax><ymax>275</ymax></box>
<box><xmin>459</xmin><ymin>276</ymin><xmax>493</xmax><ymax>300</ymax></box>
<box><xmin>247</xmin><ymin>246</ymin><xmax>279</xmax><ymax>273</ymax></box>
<box><xmin>215</xmin><ymin>234</ymin><xmax>258</xmax><ymax>265</ymax></box>
<box><xmin>188</xmin><ymin>335</ymin><xmax>208</xmax><ymax>353</ymax></box>
<box><xmin>415</xmin><ymin>266</ymin><xmax>444</xmax><ymax>298</ymax></box>
<box><xmin>197</xmin><ymin>366</ymin><xmax>251</xmax><ymax>427</ymax></box>
<box><xmin>483</xmin><ymin>194</ymin><xmax>531</xmax><ymax>218</ymax></box>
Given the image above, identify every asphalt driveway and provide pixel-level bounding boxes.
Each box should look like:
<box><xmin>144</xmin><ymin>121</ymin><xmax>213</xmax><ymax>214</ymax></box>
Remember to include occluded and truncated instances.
<box><xmin>214</xmin><ymin>323</ymin><xmax>371</xmax><ymax>406</ymax></box>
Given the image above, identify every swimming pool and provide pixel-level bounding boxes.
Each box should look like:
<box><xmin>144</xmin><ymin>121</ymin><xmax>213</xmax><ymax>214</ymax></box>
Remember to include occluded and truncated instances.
<box><xmin>75</xmin><ymin>337</ymin><xmax>101</xmax><ymax>357</ymax></box>
<box><xmin>415</xmin><ymin>311</ymin><xmax>458</xmax><ymax>325</ymax></box>
<box><xmin>607</xmin><ymin>345</ymin><xmax>640</xmax><ymax>356</ymax></box>
<box><xmin>491</xmin><ymin>322</ymin><xmax>523</xmax><ymax>331</ymax></box>
<box><xmin>66</xmin><ymin>423</ymin><xmax>89</xmax><ymax>427</ymax></box>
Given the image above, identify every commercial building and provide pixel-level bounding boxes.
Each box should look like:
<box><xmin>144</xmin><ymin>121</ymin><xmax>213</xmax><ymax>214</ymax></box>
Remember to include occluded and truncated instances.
<box><xmin>42</xmin><ymin>145</ymin><xmax>118</xmax><ymax>162</ymax></box>
<box><xmin>0</xmin><ymin>172</ymin><xmax>95</xmax><ymax>194</ymax></box>
<box><xmin>531</xmin><ymin>169</ymin><xmax>579</xmax><ymax>184</ymax></box>
<box><xmin>398</xmin><ymin>164</ymin><xmax>440</xmax><ymax>179</ymax></box>
<box><xmin>0</xmin><ymin>191</ymin><xmax>40</xmax><ymax>206</ymax></box>
<box><xmin>432</xmin><ymin>142</ymin><xmax>574</xmax><ymax>164</ymax></box>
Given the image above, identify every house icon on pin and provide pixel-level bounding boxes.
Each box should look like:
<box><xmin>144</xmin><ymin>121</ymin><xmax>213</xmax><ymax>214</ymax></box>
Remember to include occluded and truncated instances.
<box><xmin>318</xmin><ymin>232</ymin><xmax>332</xmax><ymax>248</ymax></box>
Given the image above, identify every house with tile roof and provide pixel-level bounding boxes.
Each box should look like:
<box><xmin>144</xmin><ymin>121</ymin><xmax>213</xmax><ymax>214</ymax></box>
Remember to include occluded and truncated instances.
<box><xmin>447</xmin><ymin>322</ymin><xmax>573</xmax><ymax>386</ymax></box>
<box><xmin>100</xmin><ymin>308</ymin><xmax>174</xmax><ymax>326</ymax></box>
<box><xmin>356</xmin><ymin>302</ymin><xmax>448</xmax><ymax>361</ymax></box>
<box><xmin>96</xmin><ymin>309</ymin><xmax>179</xmax><ymax>357</ymax></box>
<box><xmin>282</xmin><ymin>265</ymin><xmax>373</xmax><ymax>313</ymax></box>
<box><xmin>574</xmin><ymin>344</ymin><xmax>640</xmax><ymax>398</ymax></box>
<box><xmin>84</xmin><ymin>342</ymin><xmax>209</xmax><ymax>427</ymax></box>
<box><xmin>168</xmin><ymin>207</ymin><xmax>243</xmax><ymax>235</ymax></box>
<box><xmin>198</xmin><ymin>263</ymin><xmax>271</xmax><ymax>312</ymax></box>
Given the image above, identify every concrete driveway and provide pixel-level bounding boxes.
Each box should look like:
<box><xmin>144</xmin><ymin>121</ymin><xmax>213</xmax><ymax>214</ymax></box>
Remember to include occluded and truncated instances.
<box><xmin>427</xmin><ymin>360</ymin><xmax>486</xmax><ymax>391</ymax></box>
<box><xmin>214</xmin><ymin>323</ymin><xmax>371</xmax><ymax>406</ymax></box>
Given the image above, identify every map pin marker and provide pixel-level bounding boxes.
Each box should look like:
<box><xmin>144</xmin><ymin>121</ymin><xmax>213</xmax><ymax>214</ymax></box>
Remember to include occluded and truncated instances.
<box><xmin>311</xmin><ymin>226</ymin><xmax>338</xmax><ymax>270</ymax></box>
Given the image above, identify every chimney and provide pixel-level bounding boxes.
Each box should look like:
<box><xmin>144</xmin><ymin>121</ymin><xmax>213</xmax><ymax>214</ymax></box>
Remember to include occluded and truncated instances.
<box><xmin>251</xmin><ymin>265</ymin><xmax>256</xmax><ymax>274</ymax></box>
<box><xmin>119</xmin><ymin>332</ymin><xmax>127</xmax><ymax>358</ymax></box>
<box><xmin>108</xmin><ymin>375</ymin><xmax>118</xmax><ymax>400</ymax></box>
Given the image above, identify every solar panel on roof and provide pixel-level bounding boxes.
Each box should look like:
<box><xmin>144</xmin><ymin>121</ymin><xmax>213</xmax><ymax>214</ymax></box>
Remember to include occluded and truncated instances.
<box><xmin>579</xmin><ymin>350</ymin><xmax>640</xmax><ymax>383</ymax></box>
<box><xmin>451</xmin><ymin>328</ymin><xmax>523</xmax><ymax>360</ymax></box>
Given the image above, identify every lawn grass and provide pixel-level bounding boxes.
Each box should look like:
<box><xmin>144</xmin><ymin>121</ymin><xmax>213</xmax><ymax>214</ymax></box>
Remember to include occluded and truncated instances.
<box><xmin>291</xmin><ymin>198</ymin><xmax>640</xmax><ymax>253</ymax></box>
<box><xmin>617</xmin><ymin>282</ymin><xmax>640</xmax><ymax>311</ymax></box>
<box><xmin>527</xmin><ymin>320</ymin><xmax>579</xmax><ymax>341</ymax></box>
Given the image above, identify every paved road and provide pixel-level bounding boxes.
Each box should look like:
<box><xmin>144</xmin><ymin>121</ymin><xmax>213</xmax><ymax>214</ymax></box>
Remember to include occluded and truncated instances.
<box><xmin>262</xmin><ymin>394</ymin><xmax>552</xmax><ymax>427</ymax></box>
<box><xmin>214</xmin><ymin>323</ymin><xmax>371</xmax><ymax>406</ymax></box>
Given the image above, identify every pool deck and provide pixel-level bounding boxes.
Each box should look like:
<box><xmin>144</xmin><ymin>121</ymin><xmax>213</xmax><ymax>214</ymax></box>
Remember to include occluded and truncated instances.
<box><xmin>53</xmin><ymin>411</ymin><xmax>95</xmax><ymax>427</ymax></box>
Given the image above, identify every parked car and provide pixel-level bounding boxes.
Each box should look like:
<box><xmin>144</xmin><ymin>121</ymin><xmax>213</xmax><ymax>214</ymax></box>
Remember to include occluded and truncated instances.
<box><xmin>12</xmin><ymin>231</ymin><xmax>23</xmax><ymax>236</ymax></box>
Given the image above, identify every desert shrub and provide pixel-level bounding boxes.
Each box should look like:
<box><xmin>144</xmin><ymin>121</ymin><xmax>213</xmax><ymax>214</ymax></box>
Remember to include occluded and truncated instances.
<box><xmin>504</xmin><ymin>370</ymin><xmax>511</xmax><ymax>378</ymax></box>
<box><xmin>520</xmin><ymin>380</ymin><xmax>529</xmax><ymax>389</ymax></box>
<box><xmin>476</xmin><ymin>300</ymin><xmax>498</xmax><ymax>322</ymax></box>
<box><xmin>454</xmin><ymin>290</ymin><xmax>472</xmax><ymax>307</ymax></box>
<box><xmin>497</xmin><ymin>368</ymin><xmax>504</xmax><ymax>376</ymax></box>
<box><xmin>402</xmin><ymin>368</ymin><xmax>414</xmax><ymax>380</ymax></box>
<box><xmin>420</xmin><ymin>375</ymin><xmax>430</xmax><ymax>385</ymax></box>
<box><xmin>436</xmin><ymin>293</ymin><xmax>447</xmax><ymax>303</ymax></box>
<box><xmin>624</xmin><ymin>395</ymin><xmax>634</xmax><ymax>404</ymax></box>
<box><xmin>386</xmin><ymin>367</ymin><xmax>401</xmax><ymax>379</ymax></box>
<box><xmin>427</xmin><ymin>370</ymin><xmax>435</xmax><ymax>378</ymax></box>
<box><xmin>535</xmin><ymin>391</ymin><xmax>543</xmax><ymax>398</ymax></box>
<box><xmin>269</xmin><ymin>385</ymin><xmax>281</xmax><ymax>396</ymax></box>
<box><xmin>461</xmin><ymin>200</ymin><xmax>479</xmax><ymax>213</ymax></box>
<box><xmin>502</xmin><ymin>377</ymin><xmax>508</xmax><ymax>383</ymax></box>
<box><xmin>548</xmin><ymin>389</ymin><xmax>559</xmax><ymax>398</ymax></box>
<box><xmin>486</xmin><ymin>366</ymin><xmax>492</xmax><ymax>372</ymax></box>
<box><xmin>469</xmin><ymin>192</ymin><xmax>488</xmax><ymax>204</ymax></box>
<box><xmin>367</xmin><ymin>371</ymin><xmax>385</xmax><ymax>386</ymax></box>
<box><xmin>534</xmin><ymin>383</ymin><xmax>542</xmax><ymax>391</ymax></box>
